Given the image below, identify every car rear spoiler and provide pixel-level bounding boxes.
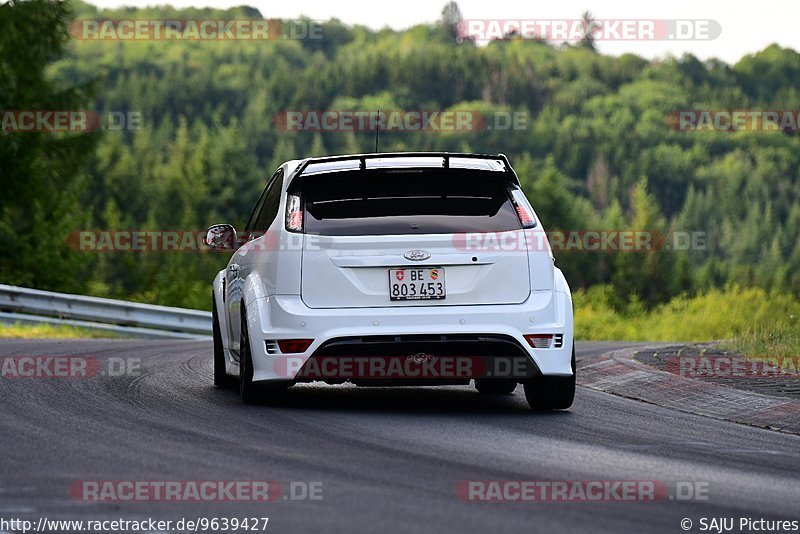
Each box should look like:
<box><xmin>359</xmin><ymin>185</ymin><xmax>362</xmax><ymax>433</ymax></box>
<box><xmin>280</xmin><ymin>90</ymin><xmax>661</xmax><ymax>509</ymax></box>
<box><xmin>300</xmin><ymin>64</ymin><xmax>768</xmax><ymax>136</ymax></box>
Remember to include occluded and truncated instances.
<box><xmin>291</xmin><ymin>152</ymin><xmax>521</xmax><ymax>185</ymax></box>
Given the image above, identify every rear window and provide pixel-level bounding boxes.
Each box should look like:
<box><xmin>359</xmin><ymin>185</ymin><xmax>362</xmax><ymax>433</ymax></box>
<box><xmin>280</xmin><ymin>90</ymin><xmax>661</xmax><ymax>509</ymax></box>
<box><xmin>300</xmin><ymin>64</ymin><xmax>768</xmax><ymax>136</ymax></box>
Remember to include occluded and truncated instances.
<box><xmin>301</xmin><ymin>172</ymin><xmax>523</xmax><ymax>236</ymax></box>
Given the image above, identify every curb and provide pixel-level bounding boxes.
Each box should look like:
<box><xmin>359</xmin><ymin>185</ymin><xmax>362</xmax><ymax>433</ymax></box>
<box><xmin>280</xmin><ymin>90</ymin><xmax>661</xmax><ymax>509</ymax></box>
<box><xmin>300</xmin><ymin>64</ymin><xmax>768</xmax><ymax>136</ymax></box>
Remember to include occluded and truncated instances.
<box><xmin>577</xmin><ymin>347</ymin><xmax>800</xmax><ymax>435</ymax></box>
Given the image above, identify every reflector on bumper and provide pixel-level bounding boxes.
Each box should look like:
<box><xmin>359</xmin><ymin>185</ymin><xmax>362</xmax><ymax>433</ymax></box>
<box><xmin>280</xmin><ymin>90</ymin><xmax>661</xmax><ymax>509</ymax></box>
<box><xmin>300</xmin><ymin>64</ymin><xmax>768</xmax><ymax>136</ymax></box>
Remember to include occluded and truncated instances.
<box><xmin>524</xmin><ymin>334</ymin><xmax>553</xmax><ymax>349</ymax></box>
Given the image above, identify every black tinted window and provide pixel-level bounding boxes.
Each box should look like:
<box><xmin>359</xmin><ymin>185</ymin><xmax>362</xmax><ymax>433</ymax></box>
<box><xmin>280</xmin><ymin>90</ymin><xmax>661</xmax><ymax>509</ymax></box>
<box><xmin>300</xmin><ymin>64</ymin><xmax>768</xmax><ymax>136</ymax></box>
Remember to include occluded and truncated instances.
<box><xmin>302</xmin><ymin>172</ymin><xmax>521</xmax><ymax>236</ymax></box>
<box><xmin>253</xmin><ymin>171</ymin><xmax>284</xmax><ymax>232</ymax></box>
<box><xmin>244</xmin><ymin>187</ymin><xmax>269</xmax><ymax>235</ymax></box>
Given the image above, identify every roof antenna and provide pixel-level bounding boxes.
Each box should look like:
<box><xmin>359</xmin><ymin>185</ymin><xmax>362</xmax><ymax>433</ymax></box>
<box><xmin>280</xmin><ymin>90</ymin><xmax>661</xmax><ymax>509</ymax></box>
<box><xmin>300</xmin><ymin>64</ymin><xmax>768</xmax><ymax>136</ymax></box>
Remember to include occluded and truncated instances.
<box><xmin>374</xmin><ymin>110</ymin><xmax>380</xmax><ymax>153</ymax></box>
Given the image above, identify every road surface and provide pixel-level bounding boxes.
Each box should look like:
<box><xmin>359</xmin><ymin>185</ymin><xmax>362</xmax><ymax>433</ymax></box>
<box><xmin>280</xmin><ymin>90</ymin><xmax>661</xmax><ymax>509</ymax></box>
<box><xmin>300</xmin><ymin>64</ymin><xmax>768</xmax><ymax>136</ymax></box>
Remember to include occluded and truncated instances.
<box><xmin>0</xmin><ymin>339</ymin><xmax>798</xmax><ymax>533</ymax></box>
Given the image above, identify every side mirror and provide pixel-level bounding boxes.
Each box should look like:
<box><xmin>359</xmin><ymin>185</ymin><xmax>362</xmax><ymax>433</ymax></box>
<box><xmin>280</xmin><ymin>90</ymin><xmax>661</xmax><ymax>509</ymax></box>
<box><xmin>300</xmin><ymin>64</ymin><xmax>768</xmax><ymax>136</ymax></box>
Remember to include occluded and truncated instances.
<box><xmin>204</xmin><ymin>224</ymin><xmax>237</xmax><ymax>250</ymax></box>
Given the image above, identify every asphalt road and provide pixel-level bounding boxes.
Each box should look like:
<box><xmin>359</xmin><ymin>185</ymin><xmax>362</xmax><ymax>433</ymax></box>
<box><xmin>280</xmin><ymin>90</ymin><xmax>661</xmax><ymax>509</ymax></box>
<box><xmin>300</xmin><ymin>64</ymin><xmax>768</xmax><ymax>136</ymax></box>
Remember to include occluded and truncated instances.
<box><xmin>1</xmin><ymin>339</ymin><xmax>799</xmax><ymax>534</ymax></box>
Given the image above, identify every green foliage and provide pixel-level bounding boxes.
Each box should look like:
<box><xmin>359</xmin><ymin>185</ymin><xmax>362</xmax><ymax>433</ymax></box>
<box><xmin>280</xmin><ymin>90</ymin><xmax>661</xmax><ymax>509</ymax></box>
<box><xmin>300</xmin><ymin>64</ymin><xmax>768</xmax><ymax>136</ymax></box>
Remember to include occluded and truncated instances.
<box><xmin>0</xmin><ymin>322</ymin><xmax>118</xmax><ymax>339</ymax></box>
<box><xmin>575</xmin><ymin>286</ymin><xmax>800</xmax><ymax>356</ymax></box>
<box><xmin>2</xmin><ymin>1</ymin><xmax>799</xmax><ymax>319</ymax></box>
<box><xmin>0</xmin><ymin>0</ymin><xmax>97</xmax><ymax>291</ymax></box>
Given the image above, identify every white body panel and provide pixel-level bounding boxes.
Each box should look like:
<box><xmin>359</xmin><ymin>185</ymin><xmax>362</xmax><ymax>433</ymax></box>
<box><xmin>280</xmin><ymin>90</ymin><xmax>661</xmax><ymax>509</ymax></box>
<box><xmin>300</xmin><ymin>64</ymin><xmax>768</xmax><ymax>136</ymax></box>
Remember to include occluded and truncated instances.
<box><xmin>212</xmin><ymin>155</ymin><xmax>574</xmax><ymax>384</ymax></box>
<box><xmin>300</xmin><ymin>232</ymin><xmax>535</xmax><ymax>308</ymax></box>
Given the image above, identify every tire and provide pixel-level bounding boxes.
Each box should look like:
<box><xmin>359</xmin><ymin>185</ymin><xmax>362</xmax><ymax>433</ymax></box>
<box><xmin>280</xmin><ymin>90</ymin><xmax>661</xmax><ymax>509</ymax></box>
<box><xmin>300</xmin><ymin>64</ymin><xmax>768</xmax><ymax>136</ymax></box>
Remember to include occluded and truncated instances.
<box><xmin>212</xmin><ymin>295</ymin><xmax>230</xmax><ymax>388</ymax></box>
<box><xmin>474</xmin><ymin>378</ymin><xmax>517</xmax><ymax>394</ymax></box>
<box><xmin>239</xmin><ymin>310</ymin><xmax>261</xmax><ymax>404</ymax></box>
<box><xmin>523</xmin><ymin>346</ymin><xmax>576</xmax><ymax>410</ymax></box>
<box><xmin>239</xmin><ymin>305</ymin><xmax>289</xmax><ymax>404</ymax></box>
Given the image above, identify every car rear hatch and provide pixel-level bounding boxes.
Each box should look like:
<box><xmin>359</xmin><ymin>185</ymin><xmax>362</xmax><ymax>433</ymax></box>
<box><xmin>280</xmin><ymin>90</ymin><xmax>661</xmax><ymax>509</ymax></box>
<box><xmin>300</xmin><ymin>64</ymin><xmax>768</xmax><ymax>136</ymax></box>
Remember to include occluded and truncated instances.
<box><xmin>289</xmin><ymin>163</ymin><xmax>542</xmax><ymax>309</ymax></box>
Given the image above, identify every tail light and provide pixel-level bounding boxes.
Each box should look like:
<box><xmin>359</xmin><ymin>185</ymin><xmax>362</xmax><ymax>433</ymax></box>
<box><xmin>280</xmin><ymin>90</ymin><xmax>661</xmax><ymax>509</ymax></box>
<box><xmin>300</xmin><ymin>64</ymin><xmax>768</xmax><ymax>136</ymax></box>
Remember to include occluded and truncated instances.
<box><xmin>285</xmin><ymin>194</ymin><xmax>303</xmax><ymax>232</ymax></box>
<box><xmin>525</xmin><ymin>334</ymin><xmax>553</xmax><ymax>349</ymax></box>
<box><xmin>278</xmin><ymin>339</ymin><xmax>314</xmax><ymax>353</ymax></box>
<box><xmin>509</xmin><ymin>187</ymin><xmax>537</xmax><ymax>229</ymax></box>
<box><xmin>515</xmin><ymin>205</ymin><xmax>535</xmax><ymax>227</ymax></box>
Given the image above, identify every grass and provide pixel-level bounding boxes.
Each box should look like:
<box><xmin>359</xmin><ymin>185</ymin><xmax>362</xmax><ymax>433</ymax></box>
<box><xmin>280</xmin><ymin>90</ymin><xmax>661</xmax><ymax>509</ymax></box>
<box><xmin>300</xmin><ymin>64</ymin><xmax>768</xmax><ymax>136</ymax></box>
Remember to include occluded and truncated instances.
<box><xmin>2</xmin><ymin>287</ymin><xmax>797</xmax><ymax>357</ymax></box>
<box><xmin>726</xmin><ymin>328</ymin><xmax>800</xmax><ymax>358</ymax></box>
<box><xmin>574</xmin><ymin>285</ymin><xmax>800</xmax><ymax>357</ymax></box>
<box><xmin>0</xmin><ymin>323</ymin><xmax>117</xmax><ymax>339</ymax></box>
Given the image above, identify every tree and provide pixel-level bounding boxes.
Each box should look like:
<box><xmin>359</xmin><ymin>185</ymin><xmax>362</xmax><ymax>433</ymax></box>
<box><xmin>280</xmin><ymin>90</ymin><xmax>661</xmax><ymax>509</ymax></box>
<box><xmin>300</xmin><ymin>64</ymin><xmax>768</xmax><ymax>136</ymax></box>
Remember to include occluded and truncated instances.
<box><xmin>3</xmin><ymin>0</ymin><xmax>799</xmax><ymax>311</ymax></box>
<box><xmin>579</xmin><ymin>11</ymin><xmax>597</xmax><ymax>51</ymax></box>
<box><xmin>611</xmin><ymin>179</ymin><xmax>680</xmax><ymax>307</ymax></box>
<box><xmin>439</xmin><ymin>1</ymin><xmax>462</xmax><ymax>41</ymax></box>
<box><xmin>0</xmin><ymin>0</ymin><xmax>97</xmax><ymax>291</ymax></box>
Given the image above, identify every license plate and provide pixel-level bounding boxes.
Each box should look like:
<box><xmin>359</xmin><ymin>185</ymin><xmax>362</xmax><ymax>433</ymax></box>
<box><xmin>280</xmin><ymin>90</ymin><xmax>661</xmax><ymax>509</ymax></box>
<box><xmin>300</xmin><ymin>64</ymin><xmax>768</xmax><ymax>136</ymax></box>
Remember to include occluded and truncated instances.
<box><xmin>389</xmin><ymin>268</ymin><xmax>445</xmax><ymax>300</ymax></box>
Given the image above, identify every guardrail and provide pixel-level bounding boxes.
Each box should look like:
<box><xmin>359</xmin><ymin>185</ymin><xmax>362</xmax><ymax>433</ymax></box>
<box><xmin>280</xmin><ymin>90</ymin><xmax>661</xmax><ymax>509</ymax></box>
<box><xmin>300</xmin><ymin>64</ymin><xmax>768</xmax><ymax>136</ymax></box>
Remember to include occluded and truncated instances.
<box><xmin>0</xmin><ymin>284</ymin><xmax>211</xmax><ymax>339</ymax></box>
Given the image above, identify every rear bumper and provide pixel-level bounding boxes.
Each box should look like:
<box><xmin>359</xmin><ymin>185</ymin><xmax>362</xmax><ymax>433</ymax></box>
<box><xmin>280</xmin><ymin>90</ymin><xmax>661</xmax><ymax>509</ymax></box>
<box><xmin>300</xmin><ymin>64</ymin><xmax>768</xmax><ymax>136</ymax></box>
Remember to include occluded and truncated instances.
<box><xmin>245</xmin><ymin>289</ymin><xmax>573</xmax><ymax>383</ymax></box>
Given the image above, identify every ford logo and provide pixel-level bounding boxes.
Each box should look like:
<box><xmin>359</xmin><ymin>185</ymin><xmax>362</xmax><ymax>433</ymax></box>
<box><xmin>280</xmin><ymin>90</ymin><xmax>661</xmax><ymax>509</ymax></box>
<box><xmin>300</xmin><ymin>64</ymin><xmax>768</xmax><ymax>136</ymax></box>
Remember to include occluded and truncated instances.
<box><xmin>404</xmin><ymin>249</ymin><xmax>431</xmax><ymax>261</ymax></box>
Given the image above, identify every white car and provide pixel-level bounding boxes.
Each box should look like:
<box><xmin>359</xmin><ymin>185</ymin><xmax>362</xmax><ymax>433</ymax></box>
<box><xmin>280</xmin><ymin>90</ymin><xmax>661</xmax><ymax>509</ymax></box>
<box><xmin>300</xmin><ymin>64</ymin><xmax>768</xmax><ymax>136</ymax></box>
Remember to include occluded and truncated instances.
<box><xmin>206</xmin><ymin>152</ymin><xmax>574</xmax><ymax>410</ymax></box>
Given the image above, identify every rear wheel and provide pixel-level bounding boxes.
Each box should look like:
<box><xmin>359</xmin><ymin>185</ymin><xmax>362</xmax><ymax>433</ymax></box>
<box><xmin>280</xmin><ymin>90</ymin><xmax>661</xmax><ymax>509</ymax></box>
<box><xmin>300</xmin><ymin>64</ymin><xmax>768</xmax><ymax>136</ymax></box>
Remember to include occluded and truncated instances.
<box><xmin>523</xmin><ymin>346</ymin><xmax>576</xmax><ymax>410</ymax></box>
<box><xmin>239</xmin><ymin>310</ymin><xmax>261</xmax><ymax>403</ymax></box>
<box><xmin>212</xmin><ymin>295</ymin><xmax>229</xmax><ymax>388</ymax></box>
<box><xmin>474</xmin><ymin>378</ymin><xmax>517</xmax><ymax>394</ymax></box>
<box><xmin>239</xmin><ymin>306</ymin><xmax>289</xmax><ymax>404</ymax></box>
